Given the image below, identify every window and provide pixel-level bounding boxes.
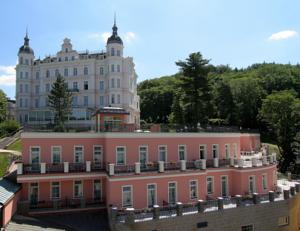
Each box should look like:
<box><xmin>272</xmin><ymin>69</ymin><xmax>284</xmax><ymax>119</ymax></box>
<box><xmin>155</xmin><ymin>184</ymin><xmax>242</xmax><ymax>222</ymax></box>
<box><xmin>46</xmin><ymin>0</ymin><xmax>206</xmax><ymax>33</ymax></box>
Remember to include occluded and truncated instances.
<box><xmin>74</xmin><ymin>146</ymin><xmax>83</xmax><ymax>163</ymax></box>
<box><xmin>35</xmin><ymin>85</ymin><xmax>40</xmax><ymax>94</ymax></box>
<box><xmin>111</xmin><ymin>64</ymin><xmax>115</xmax><ymax>72</ymax></box>
<box><xmin>233</xmin><ymin>143</ymin><xmax>237</xmax><ymax>158</ymax></box>
<box><xmin>278</xmin><ymin>216</ymin><xmax>289</xmax><ymax>226</ymax></box>
<box><xmin>225</xmin><ymin>144</ymin><xmax>230</xmax><ymax>159</ymax></box>
<box><xmin>100</xmin><ymin>67</ymin><xmax>104</xmax><ymax>75</ymax></box>
<box><xmin>58</xmin><ymin>57</ymin><xmax>61</xmax><ymax>62</ymax></box>
<box><xmin>84</xmin><ymin>67</ymin><xmax>88</xmax><ymax>75</ymax></box>
<box><xmin>19</xmin><ymin>57</ymin><xmax>23</xmax><ymax>64</ymax></box>
<box><xmin>72</xmin><ymin>96</ymin><xmax>78</xmax><ymax>106</ymax></box>
<box><xmin>116</xmin><ymin>147</ymin><xmax>126</xmax><ymax>165</ymax></box>
<box><xmin>262</xmin><ymin>174</ymin><xmax>267</xmax><ymax>190</ymax></box>
<box><xmin>199</xmin><ymin>145</ymin><xmax>206</xmax><ymax>159</ymax></box>
<box><xmin>51</xmin><ymin>182</ymin><xmax>60</xmax><ymax>200</ymax></box>
<box><xmin>25</xmin><ymin>84</ymin><xmax>28</xmax><ymax>93</ymax></box>
<box><xmin>117</xmin><ymin>79</ymin><xmax>120</xmax><ymax>88</ymax></box>
<box><xmin>100</xmin><ymin>96</ymin><xmax>104</xmax><ymax>106</ymax></box>
<box><xmin>139</xmin><ymin>146</ymin><xmax>148</xmax><ymax>167</ymax></box>
<box><xmin>35</xmin><ymin>99</ymin><xmax>39</xmax><ymax>108</ymax></box>
<box><xmin>158</xmin><ymin>146</ymin><xmax>167</xmax><ymax>162</ymax></box>
<box><xmin>19</xmin><ymin>98</ymin><xmax>23</xmax><ymax>107</ymax></box>
<box><xmin>45</xmin><ymin>83</ymin><xmax>50</xmax><ymax>92</ymax></box>
<box><xmin>20</xmin><ymin>84</ymin><xmax>23</xmax><ymax>93</ymax></box>
<box><xmin>111</xmin><ymin>94</ymin><xmax>115</xmax><ymax>104</ymax></box>
<box><xmin>30</xmin><ymin>147</ymin><xmax>40</xmax><ymax>165</ymax></box>
<box><xmin>93</xmin><ymin>146</ymin><xmax>102</xmax><ymax>167</ymax></box>
<box><xmin>111</xmin><ymin>79</ymin><xmax>115</xmax><ymax>88</ymax></box>
<box><xmin>99</xmin><ymin>81</ymin><xmax>104</xmax><ymax>90</ymax></box>
<box><xmin>147</xmin><ymin>184</ymin><xmax>157</xmax><ymax>207</ymax></box>
<box><xmin>117</xmin><ymin>94</ymin><xmax>120</xmax><ymax>104</ymax></box>
<box><xmin>111</xmin><ymin>47</ymin><xmax>115</xmax><ymax>56</ymax></box>
<box><xmin>45</xmin><ymin>98</ymin><xmax>48</xmax><ymax>107</ymax></box>
<box><xmin>212</xmin><ymin>144</ymin><xmax>219</xmax><ymax>158</ymax></box>
<box><xmin>64</xmin><ymin>68</ymin><xmax>68</xmax><ymax>76</ymax></box>
<box><xmin>46</xmin><ymin>70</ymin><xmax>50</xmax><ymax>78</ymax></box>
<box><xmin>20</xmin><ymin>72</ymin><xmax>23</xmax><ymax>79</ymax></box>
<box><xmin>190</xmin><ymin>180</ymin><xmax>198</xmax><ymax>199</ymax></box>
<box><xmin>241</xmin><ymin>224</ymin><xmax>254</xmax><ymax>231</ymax></box>
<box><xmin>74</xmin><ymin>180</ymin><xmax>83</xmax><ymax>198</ymax></box>
<box><xmin>25</xmin><ymin>59</ymin><xmax>29</xmax><ymax>65</ymax></box>
<box><xmin>84</xmin><ymin>96</ymin><xmax>88</xmax><ymax>106</ymax></box>
<box><xmin>122</xmin><ymin>185</ymin><xmax>132</xmax><ymax>207</ymax></box>
<box><xmin>221</xmin><ymin>176</ymin><xmax>228</xmax><ymax>197</ymax></box>
<box><xmin>36</xmin><ymin>71</ymin><xmax>40</xmax><ymax>79</ymax></box>
<box><xmin>65</xmin><ymin>57</ymin><xmax>68</xmax><ymax>61</ymax></box>
<box><xmin>73</xmin><ymin>68</ymin><xmax>77</xmax><ymax>76</ymax></box>
<box><xmin>207</xmin><ymin>176</ymin><xmax>214</xmax><ymax>194</ymax></box>
<box><xmin>84</xmin><ymin>81</ymin><xmax>88</xmax><ymax>90</ymax></box>
<box><xmin>55</xmin><ymin>69</ymin><xmax>59</xmax><ymax>77</ymax></box>
<box><xmin>249</xmin><ymin>176</ymin><xmax>256</xmax><ymax>194</ymax></box>
<box><xmin>51</xmin><ymin>146</ymin><xmax>61</xmax><ymax>164</ymax></box>
<box><xmin>117</xmin><ymin>50</ymin><xmax>120</xmax><ymax>56</ymax></box>
<box><xmin>94</xmin><ymin>180</ymin><xmax>102</xmax><ymax>200</ymax></box>
<box><xmin>73</xmin><ymin>82</ymin><xmax>78</xmax><ymax>90</ymax></box>
<box><xmin>72</xmin><ymin>56</ymin><xmax>75</xmax><ymax>61</ymax></box>
<box><xmin>168</xmin><ymin>182</ymin><xmax>177</xmax><ymax>204</ymax></box>
<box><xmin>117</xmin><ymin>64</ymin><xmax>120</xmax><ymax>72</ymax></box>
<box><xmin>25</xmin><ymin>72</ymin><xmax>28</xmax><ymax>78</ymax></box>
<box><xmin>25</xmin><ymin>99</ymin><xmax>28</xmax><ymax>108</ymax></box>
<box><xmin>178</xmin><ymin>145</ymin><xmax>186</xmax><ymax>161</ymax></box>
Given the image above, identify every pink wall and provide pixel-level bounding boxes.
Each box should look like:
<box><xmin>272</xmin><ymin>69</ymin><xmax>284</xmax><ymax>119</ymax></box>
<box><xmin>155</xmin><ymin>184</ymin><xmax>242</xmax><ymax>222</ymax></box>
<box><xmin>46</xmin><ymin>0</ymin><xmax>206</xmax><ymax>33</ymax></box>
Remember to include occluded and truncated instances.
<box><xmin>3</xmin><ymin>190</ymin><xmax>21</xmax><ymax>227</ymax></box>
<box><xmin>240</xmin><ymin>134</ymin><xmax>260</xmax><ymax>151</ymax></box>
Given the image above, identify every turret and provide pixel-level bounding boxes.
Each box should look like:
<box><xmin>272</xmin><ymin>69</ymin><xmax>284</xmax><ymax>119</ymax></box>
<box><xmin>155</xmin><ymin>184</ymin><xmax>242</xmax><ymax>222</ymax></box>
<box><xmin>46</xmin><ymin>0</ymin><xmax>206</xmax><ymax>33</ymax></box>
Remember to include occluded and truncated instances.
<box><xmin>106</xmin><ymin>14</ymin><xmax>123</xmax><ymax>57</ymax></box>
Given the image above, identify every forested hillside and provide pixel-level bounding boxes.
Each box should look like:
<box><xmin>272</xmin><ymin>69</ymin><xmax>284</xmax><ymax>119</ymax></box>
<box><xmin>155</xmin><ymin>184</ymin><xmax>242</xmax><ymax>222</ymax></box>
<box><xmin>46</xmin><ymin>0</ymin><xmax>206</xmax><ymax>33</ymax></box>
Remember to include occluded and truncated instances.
<box><xmin>138</xmin><ymin>52</ymin><xmax>300</xmax><ymax>172</ymax></box>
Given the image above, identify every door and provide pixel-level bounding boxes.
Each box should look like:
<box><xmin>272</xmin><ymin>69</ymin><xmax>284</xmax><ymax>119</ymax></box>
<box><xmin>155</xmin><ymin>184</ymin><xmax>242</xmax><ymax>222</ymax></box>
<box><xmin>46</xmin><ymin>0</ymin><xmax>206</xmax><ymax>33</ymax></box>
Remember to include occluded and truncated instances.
<box><xmin>139</xmin><ymin>146</ymin><xmax>147</xmax><ymax>168</ymax></box>
<box><xmin>221</xmin><ymin>176</ymin><xmax>228</xmax><ymax>197</ymax></box>
<box><xmin>30</xmin><ymin>147</ymin><xmax>40</xmax><ymax>172</ymax></box>
<box><xmin>29</xmin><ymin>183</ymin><xmax>38</xmax><ymax>206</ymax></box>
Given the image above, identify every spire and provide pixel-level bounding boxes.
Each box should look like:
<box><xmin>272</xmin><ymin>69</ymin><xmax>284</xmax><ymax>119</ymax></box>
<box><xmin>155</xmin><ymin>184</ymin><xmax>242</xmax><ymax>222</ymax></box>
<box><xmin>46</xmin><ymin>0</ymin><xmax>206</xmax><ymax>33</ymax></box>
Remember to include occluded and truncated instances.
<box><xmin>24</xmin><ymin>27</ymin><xmax>29</xmax><ymax>46</ymax></box>
<box><xmin>114</xmin><ymin>12</ymin><xmax>116</xmax><ymax>27</ymax></box>
<box><xmin>107</xmin><ymin>13</ymin><xmax>123</xmax><ymax>45</ymax></box>
<box><xmin>112</xmin><ymin>13</ymin><xmax>118</xmax><ymax>36</ymax></box>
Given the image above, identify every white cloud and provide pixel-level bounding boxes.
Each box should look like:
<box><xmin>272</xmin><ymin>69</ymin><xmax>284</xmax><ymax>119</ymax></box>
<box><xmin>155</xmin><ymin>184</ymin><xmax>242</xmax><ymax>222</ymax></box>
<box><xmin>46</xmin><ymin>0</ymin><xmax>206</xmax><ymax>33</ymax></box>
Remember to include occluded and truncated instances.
<box><xmin>87</xmin><ymin>32</ymin><xmax>110</xmax><ymax>43</ymax></box>
<box><xmin>124</xmin><ymin>32</ymin><xmax>136</xmax><ymax>43</ymax></box>
<box><xmin>101</xmin><ymin>32</ymin><xmax>111</xmax><ymax>43</ymax></box>
<box><xmin>0</xmin><ymin>65</ymin><xmax>16</xmax><ymax>86</ymax></box>
<box><xmin>268</xmin><ymin>30</ymin><xmax>298</xmax><ymax>41</ymax></box>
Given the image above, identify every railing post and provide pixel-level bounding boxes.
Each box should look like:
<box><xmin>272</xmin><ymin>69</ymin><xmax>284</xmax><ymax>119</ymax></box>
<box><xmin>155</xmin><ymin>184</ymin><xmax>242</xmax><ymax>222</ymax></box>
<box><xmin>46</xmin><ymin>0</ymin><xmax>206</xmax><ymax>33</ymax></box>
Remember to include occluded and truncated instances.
<box><xmin>253</xmin><ymin>193</ymin><xmax>259</xmax><ymax>204</ymax></box>
<box><xmin>158</xmin><ymin>161</ymin><xmax>164</xmax><ymax>173</ymax></box>
<box><xmin>125</xmin><ymin>208</ymin><xmax>135</xmax><ymax>224</ymax></box>
<box><xmin>153</xmin><ymin>205</ymin><xmax>160</xmax><ymax>220</ymax></box>
<box><xmin>200</xmin><ymin>159</ymin><xmax>206</xmax><ymax>170</ymax></box>
<box><xmin>109</xmin><ymin>163</ymin><xmax>115</xmax><ymax>176</ymax></box>
<box><xmin>230</xmin><ymin>158</ymin><xmax>234</xmax><ymax>167</ymax></box>
<box><xmin>284</xmin><ymin>189</ymin><xmax>290</xmax><ymax>200</ymax></box>
<box><xmin>238</xmin><ymin>159</ymin><xmax>244</xmax><ymax>168</ymax></box>
<box><xmin>176</xmin><ymin>202</ymin><xmax>183</xmax><ymax>216</ymax></box>
<box><xmin>251</xmin><ymin>157</ymin><xmax>258</xmax><ymax>167</ymax></box>
<box><xmin>262</xmin><ymin>156</ymin><xmax>268</xmax><ymax>166</ymax></box>
<box><xmin>290</xmin><ymin>186</ymin><xmax>295</xmax><ymax>196</ymax></box>
<box><xmin>40</xmin><ymin>163</ymin><xmax>46</xmax><ymax>174</ymax></box>
<box><xmin>213</xmin><ymin>158</ymin><xmax>219</xmax><ymax>168</ymax></box>
<box><xmin>217</xmin><ymin>197</ymin><xmax>224</xmax><ymax>210</ymax></box>
<box><xmin>296</xmin><ymin>183</ymin><xmax>300</xmax><ymax>193</ymax></box>
<box><xmin>269</xmin><ymin>191</ymin><xmax>275</xmax><ymax>202</ymax></box>
<box><xmin>64</xmin><ymin>162</ymin><xmax>69</xmax><ymax>173</ymax></box>
<box><xmin>135</xmin><ymin>162</ymin><xmax>140</xmax><ymax>174</ymax></box>
<box><xmin>86</xmin><ymin>161</ymin><xmax>91</xmax><ymax>172</ymax></box>
<box><xmin>110</xmin><ymin>206</ymin><xmax>118</xmax><ymax>224</ymax></box>
<box><xmin>17</xmin><ymin>163</ymin><xmax>23</xmax><ymax>175</ymax></box>
<box><xmin>197</xmin><ymin>199</ymin><xmax>205</xmax><ymax>213</ymax></box>
<box><xmin>235</xmin><ymin>195</ymin><xmax>242</xmax><ymax>207</ymax></box>
<box><xmin>180</xmin><ymin>160</ymin><xmax>186</xmax><ymax>171</ymax></box>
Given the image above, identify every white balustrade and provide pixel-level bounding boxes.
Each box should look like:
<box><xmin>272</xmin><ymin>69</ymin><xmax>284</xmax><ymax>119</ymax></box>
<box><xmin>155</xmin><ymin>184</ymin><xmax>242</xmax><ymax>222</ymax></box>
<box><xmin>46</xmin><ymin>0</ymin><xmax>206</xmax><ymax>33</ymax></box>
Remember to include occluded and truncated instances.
<box><xmin>64</xmin><ymin>162</ymin><xmax>69</xmax><ymax>173</ymax></box>
<box><xmin>135</xmin><ymin>162</ymin><xmax>141</xmax><ymax>174</ymax></box>
<box><xmin>109</xmin><ymin>163</ymin><xmax>115</xmax><ymax>176</ymax></box>
<box><xmin>251</xmin><ymin>157</ymin><xmax>258</xmax><ymax>167</ymax></box>
<box><xmin>262</xmin><ymin>156</ymin><xmax>268</xmax><ymax>165</ymax></box>
<box><xmin>180</xmin><ymin>160</ymin><xmax>186</xmax><ymax>171</ymax></box>
<box><xmin>213</xmin><ymin>158</ymin><xmax>219</xmax><ymax>168</ymax></box>
<box><xmin>40</xmin><ymin>163</ymin><xmax>46</xmax><ymax>174</ymax></box>
<box><xmin>86</xmin><ymin>161</ymin><xmax>91</xmax><ymax>172</ymax></box>
<box><xmin>158</xmin><ymin>161</ymin><xmax>164</xmax><ymax>173</ymax></box>
<box><xmin>200</xmin><ymin>159</ymin><xmax>206</xmax><ymax>170</ymax></box>
<box><xmin>272</xmin><ymin>153</ymin><xmax>277</xmax><ymax>163</ymax></box>
<box><xmin>17</xmin><ymin>163</ymin><xmax>23</xmax><ymax>175</ymax></box>
<box><xmin>238</xmin><ymin>159</ymin><xmax>244</xmax><ymax>168</ymax></box>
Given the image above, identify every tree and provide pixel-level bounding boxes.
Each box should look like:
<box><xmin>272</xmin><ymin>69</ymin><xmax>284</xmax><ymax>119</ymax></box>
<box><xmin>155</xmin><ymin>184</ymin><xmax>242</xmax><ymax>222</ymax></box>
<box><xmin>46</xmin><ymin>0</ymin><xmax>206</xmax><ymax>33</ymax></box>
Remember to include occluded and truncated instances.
<box><xmin>0</xmin><ymin>90</ymin><xmax>7</xmax><ymax>123</ymax></box>
<box><xmin>260</xmin><ymin>91</ymin><xmax>300</xmax><ymax>172</ymax></box>
<box><xmin>48</xmin><ymin>75</ymin><xmax>72</xmax><ymax>132</ymax></box>
<box><xmin>175</xmin><ymin>52</ymin><xmax>211</xmax><ymax>129</ymax></box>
<box><xmin>169</xmin><ymin>93</ymin><xmax>184</xmax><ymax>125</ymax></box>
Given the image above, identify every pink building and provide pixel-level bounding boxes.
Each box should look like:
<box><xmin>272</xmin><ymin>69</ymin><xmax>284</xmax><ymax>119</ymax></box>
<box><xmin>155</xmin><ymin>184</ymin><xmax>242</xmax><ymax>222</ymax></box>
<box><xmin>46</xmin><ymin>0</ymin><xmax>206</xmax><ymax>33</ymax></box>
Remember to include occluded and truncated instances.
<box><xmin>16</xmin><ymin>130</ymin><xmax>277</xmax><ymax>212</ymax></box>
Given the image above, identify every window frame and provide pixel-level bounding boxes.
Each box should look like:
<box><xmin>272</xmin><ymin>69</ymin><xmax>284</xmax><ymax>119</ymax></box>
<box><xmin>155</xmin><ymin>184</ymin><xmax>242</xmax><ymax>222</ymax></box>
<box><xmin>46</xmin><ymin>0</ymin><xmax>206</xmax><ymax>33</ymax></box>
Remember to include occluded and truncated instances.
<box><xmin>206</xmin><ymin>176</ymin><xmax>214</xmax><ymax>195</ymax></box>
<box><xmin>189</xmin><ymin>180</ymin><xmax>198</xmax><ymax>200</ymax></box>
<box><xmin>116</xmin><ymin>146</ymin><xmax>126</xmax><ymax>166</ymax></box>
<box><xmin>122</xmin><ymin>185</ymin><xmax>133</xmax><ymax>208</ymax></box>
<box><xmin>50</xmin><ymin>181</ymin><xmax>61</xmax><ymax>200</ymax></box>
<box><xmin>158</xmin><ymin>145</ymin><xmax>167</xmax><ymax>162</ymax></box>
<box><xmin>51</xmin><ymin>146</ymin><xmax>62</xmax><ymax>164</ymax></box>
<box><xmin>168</xmin><ymin>181</ymin><xmax>177</xmax><ymax>204</ymax></box>
<box><xmin>199</xmin><ymin>144</ymin><xmax>207</xmax><ymax>159</ymax></box>
<box><xmin>178</xmin><ymin>144</ymin><xmax>187</xmax><ymax>161</ymax></box>
<box><xmin>73</xmin><ymin>146</ymin><xmax>84</xmax><ymax>163</ymax></box>
<box><xmin>147</xmin><ymin>183</ymin><xmax>157</xmax><ymax>208</ymax></box>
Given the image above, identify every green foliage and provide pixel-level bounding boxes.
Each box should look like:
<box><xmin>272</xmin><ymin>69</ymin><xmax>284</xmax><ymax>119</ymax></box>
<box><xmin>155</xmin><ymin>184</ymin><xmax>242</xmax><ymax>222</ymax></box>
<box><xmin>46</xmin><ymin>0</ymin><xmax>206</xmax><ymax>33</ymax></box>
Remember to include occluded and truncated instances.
<box><xmin>6</xmin><ymin>139</ymin><xmax>22</xmax><ymax>151</ymax></box>
<box><xmin>0</xmin><ymin>90</ymin><xmax>7</xmax><ymax>123</ymax></box>
<box><xmin>0</xmin><ymin>154</ymin><xmax>9</xmax><ymax>177</ymax></box>
<box><xmin>0</xmin><ymin>120</ymin><xmax>20</xmax><ymax>136</ymax></box>
<box><xmin>48</xmin><ymin>75</ymin><xmax>72</xmax><ymax>132</ymax></box>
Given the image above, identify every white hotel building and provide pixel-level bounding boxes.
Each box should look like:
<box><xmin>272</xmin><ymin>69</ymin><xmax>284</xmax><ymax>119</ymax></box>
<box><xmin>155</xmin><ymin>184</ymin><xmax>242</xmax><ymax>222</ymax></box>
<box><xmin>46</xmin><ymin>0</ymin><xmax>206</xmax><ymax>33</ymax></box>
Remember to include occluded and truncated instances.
<box><xmin>15</xmin><ymin>20</ymin><xmax>140</xmax><ymax>128</ymax></box>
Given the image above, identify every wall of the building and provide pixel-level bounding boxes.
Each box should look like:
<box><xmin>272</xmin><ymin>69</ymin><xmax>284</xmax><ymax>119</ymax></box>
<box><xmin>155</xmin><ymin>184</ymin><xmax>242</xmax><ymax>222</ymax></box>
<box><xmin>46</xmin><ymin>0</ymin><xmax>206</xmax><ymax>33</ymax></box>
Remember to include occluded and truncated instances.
<box><xmin>3</xmin><ymin>190</ymin><xmax>21</xmax><ymax>227</ymax></box>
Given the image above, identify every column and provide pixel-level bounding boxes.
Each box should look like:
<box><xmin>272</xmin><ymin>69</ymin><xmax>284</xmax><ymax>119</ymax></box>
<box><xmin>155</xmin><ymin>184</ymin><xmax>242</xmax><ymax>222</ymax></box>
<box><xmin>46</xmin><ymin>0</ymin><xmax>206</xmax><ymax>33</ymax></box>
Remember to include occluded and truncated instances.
<box><xmin>158</xmin><ymin>161</ymin><xmax>164</xmax><ymax>173</ymax></box>
<box><xmin>217</xmin><ymin>197</ymin><xmax>224</xmax><ymax>210</ymax></box>
<box><xmin>180</xmin><ymin>160</ymin><xmax>186</xmax><ymax>171</ymax></box>
<box><xmin>17</xmin><ymin>162</ymin><xmax>23</xmax><ymax>175</ymax></box>
<box><xmin>153</xmin><ymin>205</ymin><xmax>160</xmax><ymax>220</ymax></box>
<box><xmin>201</xmin><ymin>159</ymin><xmax>206</xmax><ymax>170</ymax></box>
<box><xmin>135</xmin><ymin>162</ymin><xmax>140</xmax><ymax>174</ymax></box>
<box><xmin>64</xmin><ymin>162</ymin><xmax>69</xmax><ymax>173</ymax></box>
<box><xmin>176</xmin><ymin>202</ymin><xmax>183</xmax><ymax>216</ymax></box>
<box><xmin>268</xmin><ymin>191</ymin><xmax>275</xmax><ymax>202</ymax></box>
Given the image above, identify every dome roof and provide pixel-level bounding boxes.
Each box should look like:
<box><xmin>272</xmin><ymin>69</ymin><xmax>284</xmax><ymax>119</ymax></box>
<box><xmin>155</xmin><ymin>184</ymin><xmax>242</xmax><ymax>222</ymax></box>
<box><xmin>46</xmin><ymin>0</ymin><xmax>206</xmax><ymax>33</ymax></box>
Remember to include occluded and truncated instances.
<box><xmin>18</xmin><ymin>33</ymin><xmax>34</xmax><ymax>55</ymax></box>
<box><xmin>107</xmin><ymin>17</ymin><xmax>123</xmax><ymax>45</ymax></box>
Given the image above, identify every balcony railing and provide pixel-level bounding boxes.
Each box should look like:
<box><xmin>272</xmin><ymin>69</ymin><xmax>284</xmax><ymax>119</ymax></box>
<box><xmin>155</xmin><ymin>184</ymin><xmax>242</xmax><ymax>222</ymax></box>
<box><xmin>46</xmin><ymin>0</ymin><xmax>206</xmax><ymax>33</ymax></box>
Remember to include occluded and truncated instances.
<box><xmin>69</xmin><ymin>163</ymin><xmax>86</xmax><ymax>172</ymax></box>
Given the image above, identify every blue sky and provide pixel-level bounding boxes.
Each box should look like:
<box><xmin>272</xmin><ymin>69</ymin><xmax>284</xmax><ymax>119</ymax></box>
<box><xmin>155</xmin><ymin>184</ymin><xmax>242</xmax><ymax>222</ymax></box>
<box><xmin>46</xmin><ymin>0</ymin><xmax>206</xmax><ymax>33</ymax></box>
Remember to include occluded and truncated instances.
<box><xmin>1</xmin><ymin>0</ymin><xmax>300</xmax><ymax>99</ymax></box>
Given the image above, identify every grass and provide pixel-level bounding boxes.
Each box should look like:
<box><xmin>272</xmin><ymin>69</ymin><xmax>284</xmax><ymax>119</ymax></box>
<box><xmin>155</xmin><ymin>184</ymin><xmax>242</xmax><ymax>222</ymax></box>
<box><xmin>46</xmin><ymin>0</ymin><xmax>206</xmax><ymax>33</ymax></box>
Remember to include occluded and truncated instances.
<box><xmin>6</xmin><ymin>138</ymin><xmax>22</xmax><ymax>151</ymax></box>
<box><xmin>0</xmin><ymin>153</ymin><xmax>9</xmax><ymax>177</ymax></box>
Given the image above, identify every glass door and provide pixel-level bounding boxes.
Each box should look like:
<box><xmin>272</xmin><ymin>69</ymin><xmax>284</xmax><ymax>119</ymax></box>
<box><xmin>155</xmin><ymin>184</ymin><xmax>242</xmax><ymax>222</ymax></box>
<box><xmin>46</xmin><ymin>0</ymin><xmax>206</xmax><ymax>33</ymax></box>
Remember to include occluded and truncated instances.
<box><xmin>221</xmin><ymin>176</ymin><xmax>228</xmax><ymax>197</ymax></box>
<box><xmin>29</xmin><ymin>183</ymin><xmax>38</xmax><ymax>206</ymax></box>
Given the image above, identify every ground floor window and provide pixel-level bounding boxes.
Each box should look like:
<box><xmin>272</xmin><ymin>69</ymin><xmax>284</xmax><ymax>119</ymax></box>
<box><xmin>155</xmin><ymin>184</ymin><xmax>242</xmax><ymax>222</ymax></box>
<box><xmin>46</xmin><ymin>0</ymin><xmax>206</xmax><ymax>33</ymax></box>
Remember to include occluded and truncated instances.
<box><xmin>262</xmin><ymin>174</ymin><xmax>267</xmax><ymax>190</ymax></box>
<box><xmin>241</xmin><ymin>224</ymin><xmax>254</xmax><ymax>231</ymax></box>
<box><xmin>190</xmin><ymin>180</ymin><xmax>198</xmax><ymax>199</ymax></box>
<box><xmin>74</xmin><ymin>180</ymin><xmax>83</xmax><ymax>198</ymax></box>
<box><xmin>249</xmin><ymin>176</ymin><xmax>256</xmax><ymax>194</ymax></box>
<box><xmin>122</xmin><ymin>185</ymin><xmax>133</xmax><ymax>207</ymax></box>
<box><xmin>94</xmin><ymin>180</ymin><xmax>102</xmax><ymax>200</ymax></box>
<box><xmin>168</xmin><ymin>182</ymin><xmax>177</xmax><ymax>204</ymax></box>
<box><xmin>147</xmin><ymin>184</ymin><xmax>157</xmax><ymax>207</ymax></box>
<box><xmin>51</xmin><ymin>182</ymin><xmax>60</xmax><ymax>200</ymax></box>
<box><xmin>29</xmin><ymin>182</ymin><xmax>39</xmax><ymax>205</ymax></box>
<box><xmin>278</xmin><ymin>216</ymin><xmax>289</xmax><ymax>226</ymax></box>
<box><xmin>207</xmin><ymin>176</ymin><xmax>214</xmax><ymax>195</ymax></box>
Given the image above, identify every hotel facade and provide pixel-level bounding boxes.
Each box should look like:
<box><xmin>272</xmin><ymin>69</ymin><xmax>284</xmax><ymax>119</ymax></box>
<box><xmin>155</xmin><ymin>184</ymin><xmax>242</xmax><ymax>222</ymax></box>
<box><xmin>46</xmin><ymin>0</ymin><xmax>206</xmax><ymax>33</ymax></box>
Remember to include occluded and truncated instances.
<box><xmin>16</xmin><ymin>130</ymin><xmax>277</xmax><ymax>211</ymax></box>
<box><xmin>15</xmin><ymin>20</ymin><xmax>140</xmax><ymax>128</ymax></box>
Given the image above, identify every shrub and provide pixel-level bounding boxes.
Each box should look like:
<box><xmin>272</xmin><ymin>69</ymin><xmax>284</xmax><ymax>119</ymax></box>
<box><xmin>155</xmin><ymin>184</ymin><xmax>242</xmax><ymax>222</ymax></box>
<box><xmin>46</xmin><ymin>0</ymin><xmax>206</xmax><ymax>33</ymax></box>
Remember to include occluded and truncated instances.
<box><xmin>0</xmin><ymin>120</ymin><xmax>20</xmax><ymax>136</ymax></box>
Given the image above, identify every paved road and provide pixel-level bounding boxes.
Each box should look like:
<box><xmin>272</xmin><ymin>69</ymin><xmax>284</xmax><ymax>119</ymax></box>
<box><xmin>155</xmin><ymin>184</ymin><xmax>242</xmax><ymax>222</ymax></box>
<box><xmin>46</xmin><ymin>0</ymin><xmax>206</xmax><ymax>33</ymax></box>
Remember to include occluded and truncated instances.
<box><xmin>0</xmin><ymin>130</ymin><xmax>21</xmax><ymax>149</ymax></box>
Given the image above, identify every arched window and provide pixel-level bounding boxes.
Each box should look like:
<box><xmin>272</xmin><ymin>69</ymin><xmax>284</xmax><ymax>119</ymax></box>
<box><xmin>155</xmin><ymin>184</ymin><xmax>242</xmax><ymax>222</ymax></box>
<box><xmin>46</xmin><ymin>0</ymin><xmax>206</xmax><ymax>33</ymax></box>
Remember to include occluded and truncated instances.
<box><xmin>111</xmin><ymin>48</ymin><xmax>115</xmax><ymax>56</ymax></box>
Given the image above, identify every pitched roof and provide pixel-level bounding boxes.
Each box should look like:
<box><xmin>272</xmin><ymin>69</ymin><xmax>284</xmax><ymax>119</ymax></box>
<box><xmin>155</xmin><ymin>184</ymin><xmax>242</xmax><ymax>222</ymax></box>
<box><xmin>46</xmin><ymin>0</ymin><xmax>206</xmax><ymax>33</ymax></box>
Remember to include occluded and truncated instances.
<box><xmin>0</xmin><ymin>178</ymin><xmax>20</xmax><ymax>206</ymax></box>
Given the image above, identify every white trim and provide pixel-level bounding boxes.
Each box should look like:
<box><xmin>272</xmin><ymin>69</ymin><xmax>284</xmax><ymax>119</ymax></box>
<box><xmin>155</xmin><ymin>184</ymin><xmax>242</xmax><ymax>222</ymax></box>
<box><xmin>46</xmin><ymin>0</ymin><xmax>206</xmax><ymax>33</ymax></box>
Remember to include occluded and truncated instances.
<box><xmin>29</xmin><ymin>146</ymin><xmax>41</xmax><ymax>164</ymax></box>
<box><xmin>146</xmin><ymin>183</ymin><xmax>157</xmax><ymax>207</ymax></box>
<box><xmin>220</xmin><ymin>175</ymin><xmax>229</xmax><ymax>197</ymax></box>
<box><xmin>138</xmin><ymin>145</ymin><xmax>148</xmax><ymax>163</ymax></box>
<box><xmin>189</xmin><ymin>179</ymin><xmax>198</xmax><ymax>200</ymax></box>
<box><xmin>28</xmin><ymin>182</ymin><xmax>39</xmax><ymax>203</ymax></box>
<box><xmin>18</xmin><ymin>173</ymin><xmax>106</xmax><ymax>182</ymax></box>
<box><xmin>178</xmin><ymin>144</ymin><xmax>187</xmax><ymax>161</ymax></box>
<box><xmin>199</xmin><ymin>144</ymin><xmax>207</xmax><ymax>159</ymax></box>
<box><xmin>73</xmin><ymin>145</ymin><xmax>84</xmax><ymax>163</ymax></box>
<box><xmin>158</xmin><ymin>145</ymin><xmax>167</xmax><ymax>162</ymax></box>
<box><xmin>206</xmin><ymin>176</ymin><xmax>214</xmax><ymax>195</ymax></box>
<box><xmin>93</xmin><ymin>179</ymin><xmax>102</xmax><ymax>200</ymax></box>
<box><xmin>167</xmin><ymin>181</ymin><xmax>177</xmax><ymax>204</ymax></box>
<box><xmin>51</xmin><ymin>146</ymin><xmax>62</xmax><ymax>164</ymax></box>
<box><xmin>122</xmin><ymin>185</ymin><xmax>133</xmax><ymax>208</ymax></box>
<box><xmin>73</xmin><ymin>180</ymin><xmax>83</xmax><ymax>198</ymax></box>
<box><xmin>50</xmin><ymin>181</ymin><xmax>61</xmax><ymax>200</ymax></box>
<box><xmin>116</xmin><ymin>146</ymin><xmax>126</xmax><ymax>166</ymax></box>
<box><xmin>262</xmin><ymin>173</ymin><xmax>267</xmax><ymax>191</ymax></box>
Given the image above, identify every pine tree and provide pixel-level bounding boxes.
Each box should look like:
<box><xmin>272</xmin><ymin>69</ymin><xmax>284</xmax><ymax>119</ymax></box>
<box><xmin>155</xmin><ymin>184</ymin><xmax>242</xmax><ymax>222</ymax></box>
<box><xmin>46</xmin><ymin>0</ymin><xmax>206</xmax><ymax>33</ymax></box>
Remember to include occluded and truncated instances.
<box><xmin>0</xmin><ymin>90</ymin><xmax>7</xmax><ymax>123</ymax></box>
<box><xmin>48</xmin><ymin>74</ymin><xmax>72</xmax><ymax>131</ymax></box>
